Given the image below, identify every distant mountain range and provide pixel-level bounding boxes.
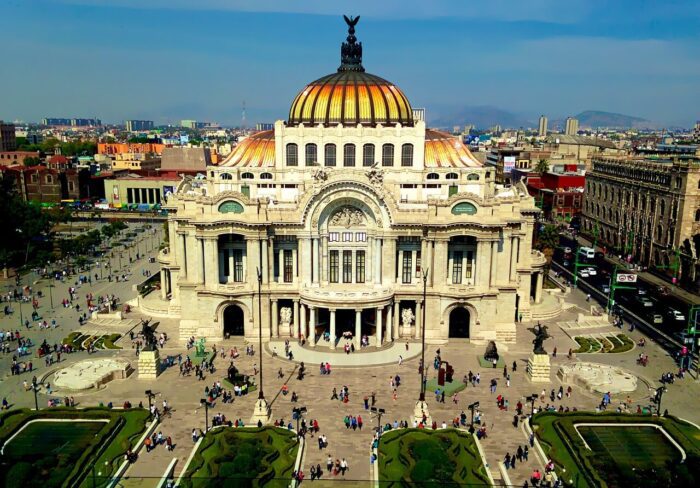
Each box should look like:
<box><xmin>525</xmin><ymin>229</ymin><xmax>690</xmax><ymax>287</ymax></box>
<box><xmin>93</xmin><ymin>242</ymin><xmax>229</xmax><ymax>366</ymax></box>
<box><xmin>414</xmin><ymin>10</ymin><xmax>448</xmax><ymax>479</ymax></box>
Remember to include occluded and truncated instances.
<box><xmin>428</xmin><ymin>106</ymin><xmax>658</xmax><ymax>130</ymax></box>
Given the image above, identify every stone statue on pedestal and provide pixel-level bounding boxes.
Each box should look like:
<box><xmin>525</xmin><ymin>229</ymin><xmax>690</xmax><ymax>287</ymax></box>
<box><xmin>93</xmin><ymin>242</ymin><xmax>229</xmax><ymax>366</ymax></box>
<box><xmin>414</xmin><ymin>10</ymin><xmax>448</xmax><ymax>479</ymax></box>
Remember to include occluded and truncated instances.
<box><xmin>401</xmin><ymin>308</ymin><xmax>415</xmax><ymax>328</ymax></box>
<box><xmin>280</xmin><ymin>307</ymin><xmax>292</xmax><ymax>329</ymax></box>
<box><xmin>529</xmin><ymin>322</ymin><xmax>550</xmax><ymax>355</ymax></box>
<box><xmin>140</xmin><ymin>319</ymin><xmax>157</xmax><ymax>351</ymax></box>
<box><xmin>484</xmin><ymin>340</ymin><xmax>499</xmax><ymax>362</ymax></box>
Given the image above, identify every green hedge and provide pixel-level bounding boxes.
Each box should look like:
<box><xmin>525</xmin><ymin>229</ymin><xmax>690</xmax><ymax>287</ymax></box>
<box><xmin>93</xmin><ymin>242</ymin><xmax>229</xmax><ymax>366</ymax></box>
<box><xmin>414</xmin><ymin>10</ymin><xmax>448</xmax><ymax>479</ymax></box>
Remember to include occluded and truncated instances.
<box><xmin>531</xmin><ymin>412</ymin><xmax>700</xmax><ymax>488</ymax></box>
<box><xmin>0</xmin><ymin>407</ymin><xmax>149</xmax><ymax>488</ymax></box>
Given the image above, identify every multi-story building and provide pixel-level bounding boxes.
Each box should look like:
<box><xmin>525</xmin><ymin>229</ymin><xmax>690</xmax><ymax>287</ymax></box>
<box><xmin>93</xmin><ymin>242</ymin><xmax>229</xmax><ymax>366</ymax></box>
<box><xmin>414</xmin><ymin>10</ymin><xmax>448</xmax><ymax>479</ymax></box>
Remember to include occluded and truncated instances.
<box><xmin>526</xmin><ymin>168</ymin><xmax>585</xmax><ymax>221</ymax></box>
<box><xmin>125</xmin><ymin>120</ymin><xmax>155</xmax><ymax>132</ymax></box>
<box><xmin>0</xmin><ymin>165</ymin><xmax>79</xmax><ymax>203</ymax></box>
<box><xmin>581</xmin><ymin>155</ymin><xmax>700</xmax><ymax>285</ymax></box>
<box><xmin>543</xmin><ymin>134</ymin><xmax>624</xmax><ymax>170</ymax></box>
<box><xmin>0</xmin><ymin>121</ymin><xmax>17</xmax><ymax>151</ymax></box>
<box><xmin>538</xmin><ymin>115</ymin><xmax>548</xmax><ymax>137</ymax></box>
<box><xmin>155</xmin><ymin>19</ymin><xmax>546</xmax><ymax>345</ymax></box>
<box><xmin>486</xmin><ymin>147</ymin><xmax>524</xmax><ymax>184</ymax></box>
<box><xmin>98</xmin><ymin>143</ymin><xmax>165</xmax><ymax>155</ymax></box>
<box><xmin>104</xmin><ymin>174</ymin><xmax>180</xmax><ymax>207</ymax></box>
<box><xmin>110</xmin><ymin>153</ymin><xmax>161</xmax><ymax>171</ymax></box>
<box><xmin>0</xmin><ymin>151</ymin><xmax>40</xmax><ymax>166</ymax></box>
<box><xmin>41</xmin><ymin>118</ymin><xmax>71</xmax><ymax>126</ymax></box>
<box><xmin>565</xmin><ymin>117</ymin><xmax>579</xmax><ymax>136</ymax></box>
<box><xmin>180</xmin><ymin>120</ymin><xmax>206</xmax><ymax>130</ymax></box>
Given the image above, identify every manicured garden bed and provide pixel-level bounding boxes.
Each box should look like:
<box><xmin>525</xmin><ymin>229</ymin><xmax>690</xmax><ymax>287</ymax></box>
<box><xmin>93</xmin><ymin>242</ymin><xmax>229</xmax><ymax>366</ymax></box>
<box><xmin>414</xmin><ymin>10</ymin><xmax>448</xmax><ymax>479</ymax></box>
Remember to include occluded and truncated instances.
<box><xmin>180</xmin><ymin>427</ymin><xmax>298</xmax><ymax>487</ymax></box>
<box><xmin>378</xmin><ymin>428</ymin><xmax>489</xmax><ymax>487</ymax></box>
<box><xmin>531</xmin><ymin>412</ymin><xmax>700</xmax><ymax>488</ymax></box>
<box><xmin>62</xmin><ymin>332</ymin><xmax>122</xmax><ymax>350</ymax></box>
<box><xmin>573</xmin><ymin>334</ymin><xmax>633</xmax><ymax>354</ymax></box>
<box><xmin>425</xmin><ymin>378</ymin><xmax>466</xmax><ymax>397</ymax></box>
<box><xmin>0</xmin><ymin>407</ymin><xmax>149</xmax><ymax>488</ymax></box>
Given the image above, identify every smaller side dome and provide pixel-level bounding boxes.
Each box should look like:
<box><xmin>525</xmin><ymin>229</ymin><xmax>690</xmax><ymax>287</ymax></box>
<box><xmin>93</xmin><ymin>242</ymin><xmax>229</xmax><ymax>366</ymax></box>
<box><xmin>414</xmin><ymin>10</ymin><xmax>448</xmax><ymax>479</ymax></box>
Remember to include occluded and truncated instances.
<box><xmin>424</xmin><ymin>129</ymin><xmax>481</xmax><ymax>168</ymax></box>
<box><xmin>220</xmin><ymin>130</ymin><xmax>275</xmax><ymax>168</ymax></box>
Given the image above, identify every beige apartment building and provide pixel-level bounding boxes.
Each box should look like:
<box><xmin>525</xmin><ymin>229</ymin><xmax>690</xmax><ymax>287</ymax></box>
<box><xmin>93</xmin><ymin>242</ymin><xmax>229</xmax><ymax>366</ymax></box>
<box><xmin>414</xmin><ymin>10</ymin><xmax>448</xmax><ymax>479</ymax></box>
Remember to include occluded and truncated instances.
<box><xmin>581</xmin><ymin>155</ymin><xmax>700</xmax><ymax>285</ymax></box>
<box><xmin>156</xmin><ymin>20</ymin><xmax>546</xmax><ymax>346</ymax></box>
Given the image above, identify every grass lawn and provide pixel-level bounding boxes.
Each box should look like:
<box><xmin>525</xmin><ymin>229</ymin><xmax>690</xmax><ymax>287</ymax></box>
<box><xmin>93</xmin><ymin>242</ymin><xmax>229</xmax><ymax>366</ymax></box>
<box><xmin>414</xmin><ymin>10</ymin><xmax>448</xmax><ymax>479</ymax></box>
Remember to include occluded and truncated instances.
<box><xmin>378</xmin><ymin>428</ymin><xmax>489</xmax><ymax>487</ymax></box>
<box><xmin>425</xmin><ymin>378</ymin><xmax>466</xmax><ymax>396</ymax></box>
<box><xmin>62</xmin><ymin>332</ymin><xmax>122</xmax><ymax>350</ymax></box>
<box><xmin>180</xmin><ymin>427</ymin><xmax>298</xmax><ymax>487</ymax></box>
<box><xmin>0</xmin><ymin>407</ymin><xmax>149</xmax><ymax>488</ymax></box>
<box><xmin>532</xmin><ymin>412</ymin><xmax>700</xmax><ymax>488</ymax></box>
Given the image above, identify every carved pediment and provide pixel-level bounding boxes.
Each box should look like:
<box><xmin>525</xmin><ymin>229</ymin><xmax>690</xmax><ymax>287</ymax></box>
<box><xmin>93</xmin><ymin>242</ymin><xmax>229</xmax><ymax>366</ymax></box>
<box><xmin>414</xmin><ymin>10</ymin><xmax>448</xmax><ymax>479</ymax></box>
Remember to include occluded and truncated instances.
<box><xmin>329</xmin><ymin>206</ymin><xmax>365</xmax><ymax>228</ymax></box>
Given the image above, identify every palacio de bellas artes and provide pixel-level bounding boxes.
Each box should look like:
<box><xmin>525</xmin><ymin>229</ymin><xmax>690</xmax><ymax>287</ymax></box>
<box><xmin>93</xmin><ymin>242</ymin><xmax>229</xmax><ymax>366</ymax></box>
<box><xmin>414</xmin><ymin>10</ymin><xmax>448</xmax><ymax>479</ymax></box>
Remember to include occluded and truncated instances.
<box><xmin>155</xmin><ymin>18</ymin><xmax>547</xmax><ymax>348</ymax></box>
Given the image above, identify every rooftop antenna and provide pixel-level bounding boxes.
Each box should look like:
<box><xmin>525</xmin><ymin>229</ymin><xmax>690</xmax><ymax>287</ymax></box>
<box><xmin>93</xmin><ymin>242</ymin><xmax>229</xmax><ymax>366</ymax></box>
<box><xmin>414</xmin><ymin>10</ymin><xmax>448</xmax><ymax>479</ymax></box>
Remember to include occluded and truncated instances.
<box><xmin>241</xmin><ymin>101</ymin><xmax>247</xmax><ymax>130</ymax></box>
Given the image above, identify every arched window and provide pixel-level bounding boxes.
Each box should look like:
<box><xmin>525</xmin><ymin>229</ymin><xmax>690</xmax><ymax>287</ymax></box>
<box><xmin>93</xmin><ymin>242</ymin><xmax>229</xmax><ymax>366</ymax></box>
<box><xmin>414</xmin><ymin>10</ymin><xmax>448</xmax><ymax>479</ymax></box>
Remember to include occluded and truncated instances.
<box><xmin>305</xmin><ymin>143</ymin><xmax>317</xmax><ymax>166</ymax></box>
<box><xmin>362</xmin><ymin>144</ymin><xmax>375</xmax><ymax>167</ymax></box>
<box><xmin>286</xmin><ymin>143</ymin><xmax>298</xmax><ymax>166</ymax></box>
<box><xmin>220</xmin><ymin>173</ymin><xmax>233</xmax><ymax>180</ymax></box>
<box><xmin>695</xmin><ymin>209</ymin><xmax>700</xmax><ymax>222</ymax></box>
<box><xmin>426</xmin><ymin>173</ymin><xmax>439</xmax><ymax>180</ymax></box>
<box><xmin>467</xmin><ymin>174</ymin><xmax>480</xmax><ymax>181</ymax></box>
<box><xmin>401</xmin><ymin>144</ymin><xmax>414</xmax><ymax>167</ymax></box>
<box><xmin>382</xmin><ymin>144</ymin><xmax>394</xmax><ymax>166</ymax></box>
<box><xmin>660</xmin><ymin>199</ymin><xmax>666</xmax><ymax>216</ymax></box>
<box><xmin>260</xmin><ymin>173</ymin><xmax>273</xmax><ymax>180</ymax></box>
<box><xmin>324</xmin><ymin>144</ymin><xmax>336</xmax><ymax>166</ymax></box>
<box><xmin>446</xmin><ymin>173</ymin><xmax>458</xmax><ymax>180</ymax></box>
<box><xmin>241</xmin><ymin>172</ymin><xmax>254</xmax><ymax>179</ymax></box>
<box><xmin>343</xmin><ymin>144</ymin><xmax>355</xmax><ymax>167</ymax></box>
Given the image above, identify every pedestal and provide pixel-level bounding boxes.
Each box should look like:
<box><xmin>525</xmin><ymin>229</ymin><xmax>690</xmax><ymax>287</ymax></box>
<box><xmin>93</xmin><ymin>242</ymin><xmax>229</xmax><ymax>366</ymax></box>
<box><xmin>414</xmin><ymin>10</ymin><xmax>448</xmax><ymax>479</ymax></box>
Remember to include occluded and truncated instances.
<box><xmin>250</xmin><ymin>398</ymin><xmax>272</xmax><ymax>426</ymax></box>
<box><xmin>138</xmin><ymin>349</ymin><xmax>161</xmax><ymax>379</ymax></box>
<box><xmin>527</xmin><ymin>352</ymin><xmax>551</xmax><ymax>383</ymax></box>
<box><xmin>413</xmin><ymin>400</ymin><xmax>432</xmax><ymax>426</ymax></box>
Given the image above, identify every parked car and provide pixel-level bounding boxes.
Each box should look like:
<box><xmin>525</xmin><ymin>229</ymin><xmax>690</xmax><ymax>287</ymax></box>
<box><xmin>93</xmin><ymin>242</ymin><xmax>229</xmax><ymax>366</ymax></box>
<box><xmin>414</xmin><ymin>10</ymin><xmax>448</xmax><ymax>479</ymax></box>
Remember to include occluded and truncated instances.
<box><xmin>667</xmin><ymin>309</ymin><xmax>686</xmax><ymax>321</ymax></box>
<box><xmin>652</xmin><ymin>314</ymin><xmax>664</xmax><ymax>324</ymax></box>
<box><xmin>562</xmin><ymin>247</ymin><xmax>572</xmax><ymax>254</ymax></box>
<box><xmin>578</xmin><ymin>269</ymin><xmax>590</xmax><ymax>278</ymax></box>
<box><xmin>636</xmin><ymin>296</ymin><xmax>654</xmax><ymax>308</ymax></box>
<box><xmin>637</xmin><ymin>287</ymin><xmax>648</xmax><ymax>296</ymax></box>
<box><xmin>578</xmin><ymin>247</ymin><xmax>595</xmax><ymax>259</ymax></box>
<box><xmin>599</xmin><ymin>283</ymin><xmax>611</xmax><ymax>294</ymax></box>
<box><xmin>585</xmin><ymin>267</ymin><xmax>597</xmax><ymax>276</ymax></box>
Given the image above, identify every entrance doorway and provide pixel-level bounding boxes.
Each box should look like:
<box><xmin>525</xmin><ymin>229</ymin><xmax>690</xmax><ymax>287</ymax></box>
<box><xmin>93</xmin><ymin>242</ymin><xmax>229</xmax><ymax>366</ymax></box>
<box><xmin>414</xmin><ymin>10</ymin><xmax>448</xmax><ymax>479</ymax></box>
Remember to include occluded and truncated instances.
<box><xmin>448</xmin><ymin>307</ymin><xmax>470</xmax><ymax>338</ymax></box>
<box><xmin>223</xmin><ymin>304</ymin><xmax>244</xmax><ymax>337</ymax></box>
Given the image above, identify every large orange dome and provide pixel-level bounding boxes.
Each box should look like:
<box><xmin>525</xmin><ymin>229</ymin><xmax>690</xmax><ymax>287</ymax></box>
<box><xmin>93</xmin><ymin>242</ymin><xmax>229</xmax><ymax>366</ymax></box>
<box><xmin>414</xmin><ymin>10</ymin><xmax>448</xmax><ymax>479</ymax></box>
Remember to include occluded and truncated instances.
<box><xmin>288</xmin><ymin>71</ymin><xmax>413</xmax><ymax>127</ymax></box>
<box><xmin>287</xmin><ymin>16</ymin><xmax>413</xmax><ymax>128</ymax></box>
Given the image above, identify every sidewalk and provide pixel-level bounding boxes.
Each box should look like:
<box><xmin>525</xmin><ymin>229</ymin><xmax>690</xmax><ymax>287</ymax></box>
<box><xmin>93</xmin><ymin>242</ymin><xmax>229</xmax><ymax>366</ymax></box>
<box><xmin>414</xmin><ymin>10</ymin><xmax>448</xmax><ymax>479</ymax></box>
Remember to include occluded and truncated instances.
<box><xmin>575</xmin><ymin>234</ymin><xmax>700</xmax><ymax>305</ymax></box>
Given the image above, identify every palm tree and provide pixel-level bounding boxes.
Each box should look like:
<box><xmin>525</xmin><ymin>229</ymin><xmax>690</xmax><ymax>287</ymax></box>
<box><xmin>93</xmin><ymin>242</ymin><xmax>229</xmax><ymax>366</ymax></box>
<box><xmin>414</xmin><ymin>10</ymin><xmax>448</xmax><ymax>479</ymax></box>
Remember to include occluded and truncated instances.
<box><xmin>534</xmin><ymin>158</ymin><xmax>549</xmax><ymax>174</ymax></box>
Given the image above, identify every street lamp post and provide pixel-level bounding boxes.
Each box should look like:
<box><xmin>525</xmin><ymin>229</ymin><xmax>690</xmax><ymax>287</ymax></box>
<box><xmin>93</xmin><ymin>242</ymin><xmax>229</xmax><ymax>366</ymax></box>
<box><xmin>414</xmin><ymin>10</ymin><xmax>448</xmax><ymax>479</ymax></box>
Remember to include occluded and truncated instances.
<box><xmin>527</xmin><ymin>393</ymin><xmax>537</xmax><ymax>416</ymax></box>
<box><xmin>370</xmin><ymin>406</ymin><xmax>386</xmax><ymax>438</ymax></box>
<box><xmin>467</xmin><ymin>401</ymin><xmax>479</xmax><ymax>433</ymax></box>
<box><xmin>256</xmin><ymin>267</ymin><xmax>264</xmax><ymax>401</ymax></box>
<box><xmin>31</xmin><ymin>379</ymin><xmax>39</xmax><ymax>411</ymax></box>
<box><xmin>654</xmin><ymin>386</ymin><xmax>667</xmax><ymax>415</ymax></box>
<box><xmin>145</xmin><ymin>390</ymin><xmax>155</xmax><ymax>419</ymax></box>
<box><xmin>200</xmin><ymin>398</ymin><xmax>210</xmax><ymax>432</ymax></box>
<box><xmin>419</xmin><ymin>268</ymin><xmax>429</xmax><ymax>402</ymax></box>
<box><xmin>292</xmin><ymin>406</ymin><xmax>307</xmax><ymax>434</ymax></box>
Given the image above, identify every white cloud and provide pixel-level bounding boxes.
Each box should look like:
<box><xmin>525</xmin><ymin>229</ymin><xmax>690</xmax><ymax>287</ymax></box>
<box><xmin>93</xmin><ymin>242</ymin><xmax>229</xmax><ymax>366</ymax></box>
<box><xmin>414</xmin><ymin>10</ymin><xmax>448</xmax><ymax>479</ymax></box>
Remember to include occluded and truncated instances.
<box><xmin>55</xmin><ymin>0</ymin><xmax>590</xmax><ymax>23</ymax></box>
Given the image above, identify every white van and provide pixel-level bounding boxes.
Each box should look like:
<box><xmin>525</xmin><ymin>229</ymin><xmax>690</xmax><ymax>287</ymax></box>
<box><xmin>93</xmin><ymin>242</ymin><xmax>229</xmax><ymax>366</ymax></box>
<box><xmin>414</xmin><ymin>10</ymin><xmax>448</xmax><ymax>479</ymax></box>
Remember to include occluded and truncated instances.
<box><xmin>578</xmin><ymin>247</ymin><xmax>595</xmax><ymax>259</ymax></box>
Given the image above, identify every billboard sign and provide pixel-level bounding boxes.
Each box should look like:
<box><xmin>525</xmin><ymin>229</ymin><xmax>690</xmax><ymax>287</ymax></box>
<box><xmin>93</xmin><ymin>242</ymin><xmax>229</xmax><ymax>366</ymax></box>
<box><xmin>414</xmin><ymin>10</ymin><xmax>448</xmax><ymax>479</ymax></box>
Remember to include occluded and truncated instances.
<box><xmin>503</xmin><ymin>155</ymin><xmax>516</xmax><ymax>173</ymax></box>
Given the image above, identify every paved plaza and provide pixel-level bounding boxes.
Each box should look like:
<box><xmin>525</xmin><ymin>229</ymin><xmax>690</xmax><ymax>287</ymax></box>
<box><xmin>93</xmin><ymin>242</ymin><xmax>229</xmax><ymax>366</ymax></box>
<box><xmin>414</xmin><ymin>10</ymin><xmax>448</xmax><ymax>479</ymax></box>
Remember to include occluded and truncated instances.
<box><xmin>1</xmin><ymin>236</ymin><xmax>700</xmax><ymax>486</ymax></box>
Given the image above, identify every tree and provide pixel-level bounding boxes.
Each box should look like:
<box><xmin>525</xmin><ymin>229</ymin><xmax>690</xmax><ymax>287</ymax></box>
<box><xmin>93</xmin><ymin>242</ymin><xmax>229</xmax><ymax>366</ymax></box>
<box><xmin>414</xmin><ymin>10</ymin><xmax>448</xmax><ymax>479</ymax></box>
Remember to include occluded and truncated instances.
<box><xmin>535</xmin><ymin>223</ymin><xmax>559</xmax><ymax>270</ymax></box>
<box><xmin>534</xmin><ymin>158</ymin><xmax>549</xmax><ymax>174</ymax></box>
<box><xmin>22</xmin><ymin>156</ymin><xmax>41</xmax><ymax>167</ymax></box>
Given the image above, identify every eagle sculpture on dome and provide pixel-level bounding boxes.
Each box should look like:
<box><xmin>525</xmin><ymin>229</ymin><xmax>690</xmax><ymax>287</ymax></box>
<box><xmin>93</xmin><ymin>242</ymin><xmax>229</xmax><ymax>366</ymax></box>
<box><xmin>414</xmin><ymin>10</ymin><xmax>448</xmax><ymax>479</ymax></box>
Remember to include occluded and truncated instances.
<box><xmin>339</xmin><ymin>15</ymin><xmax>364</xmax><ymax>72</ymax></box>
<box><xmin>344</xmin><ymin>15</ymin><xmax>360</xmax><ymax>32</ymax></box>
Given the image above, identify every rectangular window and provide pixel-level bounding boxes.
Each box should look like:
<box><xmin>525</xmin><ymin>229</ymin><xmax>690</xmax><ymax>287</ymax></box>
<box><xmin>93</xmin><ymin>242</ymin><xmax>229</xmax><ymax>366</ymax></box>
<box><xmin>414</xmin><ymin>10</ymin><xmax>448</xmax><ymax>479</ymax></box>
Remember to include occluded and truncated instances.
<box><xmin>283</xmin><ymin>249</ymin><xmax>293</xmax><ymax>283</ymax></box>
<box><xmin>382</xmin><ymin>144</ymin><xmax>394</xmax><ymax>166</ymax></box>
<box><xmin>449</xmin><ymin>185</ymin><xmax>458</xmax><ymax>196</ymax></box>
<box><xmin>233</xmin><ymin>250</ymin><xmax>244</xmax><ymax>282</ymax></box>
<box><xmin>363</xmin><ymin>144</ymin><xmax>375</xmax><ymax>167</ymax></box>
<box><xmin>329</xmin><ymin>250</ymin><xmax>339</xmax><ymax>283</ymax></box>
<box><xmin>356</xmin><ymin>251</ymin><xmax>365</xmax><ymax>283</ymax></box>
<box><xmin>325</xmin><ymin>144</ymin><xmax>336</xmax><ymax>166</ymax></box>
<box><xmin>329</xmin><ymin>232</ymin><xmax>339</xmax><ymax>242</ymax></box>
<box><xmin>127</xmin><ymin>188</ymin><xmax>134</xmax><ymax>204</ymax></box>
<box><xmin>342</xmin><ymin>232</ymin><xmax>352</xmax><ymax>242</ymax></box>
<box><xmin>355</xmin><ymin>232</ymin><xmax>367</xmax><ymax>242</ymax></box>
<box><xmin>452</xmin><ymin>251</ymin><xmax>463</xmax><ymax>284</ymax></box>
<box><xmin>402</xmin><ymin>251</ymin><xmax>413</xmax><ymax>284</ymax></box>
<box><xmin>222</xmin><ymin>249</ymin><xmax>230</xmax><ymax>277</ymax></box>
<box><xmin>134</xmin><ymin>188</ymin><xmax>141</xmax><ymax>203</ymax></box>
<box><xmin>344</xmin><ymin>144</ymin><xmax>355</xmax><ymax>167</ymax></box>
<box><xmin>465</xmin><ymin>251</ymin><xmax>473</xmax><ymax>279</ymax></box>
<box><xmin>155</xmin><ymin>188</ymin><xmax>161</xmax><ymax>203</ymax></box>
<box><xmin>342</xmin><ymin>250</ymin><xmax>352</xmax><ymax>283</ymax></box>
<box><xmin>415</xmin><ymin>251</ymin><xmax>421</xmax><ymax>277</ymax></box>
<box><xmin>148</xmin><ymin>188</ymin><xmax>155</xmax><ymax>203</ymax></box>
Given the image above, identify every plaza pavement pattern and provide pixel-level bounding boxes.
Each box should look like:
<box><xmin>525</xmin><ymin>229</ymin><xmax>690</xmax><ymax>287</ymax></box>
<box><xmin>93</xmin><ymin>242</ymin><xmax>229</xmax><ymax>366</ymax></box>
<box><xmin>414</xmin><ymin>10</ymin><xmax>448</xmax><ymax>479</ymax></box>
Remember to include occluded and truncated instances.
<box><xmin>2</xmin><ymin>243</ymin><xmax>700</xmax><ymax>486</ymax></box>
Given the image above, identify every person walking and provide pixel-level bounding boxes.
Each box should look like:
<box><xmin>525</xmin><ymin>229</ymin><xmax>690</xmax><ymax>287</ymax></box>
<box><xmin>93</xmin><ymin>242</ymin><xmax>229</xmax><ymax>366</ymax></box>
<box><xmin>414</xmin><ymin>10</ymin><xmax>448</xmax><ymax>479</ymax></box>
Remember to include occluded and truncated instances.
<box><xmin>339</xmin><ymin>458</ymin><xmax>348</xmax><ymax>476</ymax></box>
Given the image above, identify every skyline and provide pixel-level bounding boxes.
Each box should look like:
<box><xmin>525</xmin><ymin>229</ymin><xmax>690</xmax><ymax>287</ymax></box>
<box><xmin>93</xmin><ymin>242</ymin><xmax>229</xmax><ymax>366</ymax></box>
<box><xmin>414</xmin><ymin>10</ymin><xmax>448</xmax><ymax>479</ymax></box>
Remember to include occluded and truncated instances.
<box><xmin>1</xmin><ymin>0</ymin><xmax>699</xmax><ymax>127</ymax></box>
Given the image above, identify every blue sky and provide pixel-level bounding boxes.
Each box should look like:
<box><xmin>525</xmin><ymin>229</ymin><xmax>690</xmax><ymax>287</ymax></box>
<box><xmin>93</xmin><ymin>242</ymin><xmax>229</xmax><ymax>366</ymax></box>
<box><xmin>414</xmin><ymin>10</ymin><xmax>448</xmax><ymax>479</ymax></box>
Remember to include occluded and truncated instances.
<box><xmin>1</xmin><ymin>0</ymin><xmax>699</xmax><ymax>127</ymax></box>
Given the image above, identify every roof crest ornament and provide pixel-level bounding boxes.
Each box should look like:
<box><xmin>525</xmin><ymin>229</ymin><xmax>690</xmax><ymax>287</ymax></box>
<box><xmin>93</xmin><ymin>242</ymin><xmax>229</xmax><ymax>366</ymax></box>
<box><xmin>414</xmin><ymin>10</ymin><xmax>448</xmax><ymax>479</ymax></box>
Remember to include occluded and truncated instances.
<box><xmin>338</xmin><ymin>15</ymin><xmax>364</xmax><ymax>72</ymax></box>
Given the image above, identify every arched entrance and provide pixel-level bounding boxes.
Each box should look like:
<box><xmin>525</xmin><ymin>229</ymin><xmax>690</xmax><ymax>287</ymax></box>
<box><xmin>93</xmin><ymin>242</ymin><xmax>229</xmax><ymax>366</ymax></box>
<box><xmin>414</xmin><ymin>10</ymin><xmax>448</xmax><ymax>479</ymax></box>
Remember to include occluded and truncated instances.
<box><xmin>223</xmin><ymin>304</ymin><xmax>244</xmax><ymax>337</ymax></box>
<box><xmin>449</xmin><ymin>307</ymin><xmax>470</xmax><ymax>338</ymax></box>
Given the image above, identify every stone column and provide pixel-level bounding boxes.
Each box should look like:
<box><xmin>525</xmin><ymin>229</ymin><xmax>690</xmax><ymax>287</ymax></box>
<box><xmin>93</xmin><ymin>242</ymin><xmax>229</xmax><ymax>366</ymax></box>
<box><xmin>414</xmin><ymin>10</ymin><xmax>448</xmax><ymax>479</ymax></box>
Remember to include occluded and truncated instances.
<box><xmin>382</xmin><ymin>238</ymin><xmax>396</xmax><ymax>285</ymax></box>
<box><xmin>535</xmin><ymin>272</ymin><xmax>543</xmax><ymax>304</ymax></box>
<box><xmin>312</xmin><ymin>238</ymin><xmax>320</xmax><ymax>284</ymax></box>
<box><xmin>187</xmin><ymin>234</ymin><xmax>201</xmax><ymax>283</ymax></box>
<box><xmin>246</xmin><ymin>237</ymin><xmax>259</xmax><ymax>284</ymax></box>
<box><xmin>447</xmin><ymin>249</ymin><xmax>453</xmax><ymax>285</ymax></box>
<box><xmin>203</xmin><ymin>238</ymin><xmax>217</xmax><ymax>288</ymax></box>
<box><xmin>278</xmin><ymin>248</ymin><xmax>284</xmax><ymax>283</ymax></box>
<box><xmin>293</xmin><ymin>300</ymin><xmax>300</xmax><ymax>338</ymax></box>
<box><xmin>261</xmin><ymin>238</ymin><xmax>269</xmax><ymax>284</ymax></box>
<box><xmin>355</xmin><ymin>309</ymin><xmax>362</xmax><ymax>349</ymax></box>
<box><xmin>461</xmin><ymin>250</ymin><xmax>468</xmax><ymax>285</ymax></box>
<box><xmin>218</xmin><ymin>249</ymin><xmax>225</xmax><ymax>284</ymax></box>
<box><xmin>309</xmin><ymin>306</ymin><xmax>316</xmax><ymax>346</ymax></box>
<box><xmin>160</xmin><ymin>269</ymin><xmax>167</xmax><ymax>299</ymax></box>
<box><xmin>271</xmin><ymin>299</ymin><xmax>279</xmax><ymax>337</ymax></box>
<box><xmin>321</xmin><ymin>236</ymin><xmax>329</xmax><ymax>283</ymax></box>
<box><xmin>433</xmin><ymin>240</ymin><xmax>448</xmax><ymax>285</ymax></box>
<box><xmin>411</xmin><ymin>249</ymin><xmax>418</xmax><ymax>284</ymax></box>
<box><xmin>228</xmin><ymin>248</ymin><xmax>235</xmax><ymax>283</ymax></box>
<box><xmin>292</xmin><ymin>246</ymin><xmax>298</xmax><ymax>283</ymax></box>
<box><xmin>393</xmin><ymin>301</ymin><xmax>400</xmax><ymax>339</ymax></box>
<box><xmin>300</xmin><ymin>304</ymin><xmax>307</xmax><ymax>341</ymax></box>
<box><xmin>510</xmin><ymin>237</ymin><xmax>519</xmax><ymax>282</ymax></box>
<box><xmin>489</xmin><ymin>240</ymin><xmax>498</xmax><ymax>288</ymax></box>
<box><xmin>386</xmin><ymin>304</ymin><xmax>393</xmax><ymax>342</ymax></box>
<box><xmin>176</xmin><ymin>233</ymin><xmax>187</xmax><ymax>279</ymax></box>
<box><xmin>415</xmin><ymin>300</ymin><xmax>422</xmax><ymax>340</ymax></box>
<box><xmin>376</xmin><ymin>307</ymin><xmax>383</xmax><ymax>346</ymax></box>
<box><xmin>330</xmin><ymin>308</ymin><xmax>336</xmax><ymax>348</ymax></box>
<box><xmin>367</xmin><ymin>237</ymin><xmax>374</xmax><ymax>283</ymax></box>
<box><xmin>301</xmin><ymin>238</ymin><xmax>311</xmax><ymax>285</ymax></box>
<box><xmin>374</xmin><ymin>238</ymin><xmax>382</xmax><ymax>284</ymax></box>
<box><xmin>267</xmin><ymin>238</ymin><xmax>274</xmax><ymax>284</ymax></box>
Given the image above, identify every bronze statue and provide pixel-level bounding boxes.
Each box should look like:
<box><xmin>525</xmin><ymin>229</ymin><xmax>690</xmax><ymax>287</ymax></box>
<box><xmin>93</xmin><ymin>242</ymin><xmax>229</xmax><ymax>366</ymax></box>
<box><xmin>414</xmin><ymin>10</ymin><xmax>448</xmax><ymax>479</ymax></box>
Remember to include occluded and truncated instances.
<box><xmin>343</xmin><ymin>15</ymin><xmax>360</xmax><ymax>32</ymax></box>
<box><xmin>339</xmin><ymin>15</ymin><xmax>364</xmax><ymax>71</ymax></box>
<box><xmin>484</xmin><ymin>340</ymin><xmax>499</xmax><ymax>362</ymax></box>
<box><xmin>528</xmin><ymin>322</ymin><xmax>550</xmax><ymax>355</ymax></box>
<box><xmin>140</xmin><ymin>319</ymin><xmax>157</xmax><ymax>351</ymax></box>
